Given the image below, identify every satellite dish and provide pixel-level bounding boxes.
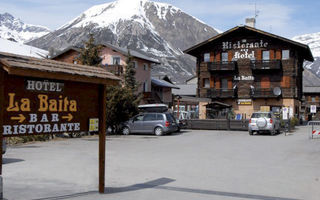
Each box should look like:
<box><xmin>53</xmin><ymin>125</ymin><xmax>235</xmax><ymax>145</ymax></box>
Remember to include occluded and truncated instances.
<box><xmin>273</xmin><ymin>87</ymin><xmax>282</xmax><ymax>96</ymax></box>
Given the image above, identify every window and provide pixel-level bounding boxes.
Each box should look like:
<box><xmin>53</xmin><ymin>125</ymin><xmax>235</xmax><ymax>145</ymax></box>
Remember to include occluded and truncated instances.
<box><xmin>203</xmin><ymin>78</ymin><xmax>210</xmax><ymax>88</ymax></box>
<box><xmin>312</xmin><ymin>97</ymin><xmax>316</xmax><ymax>102</ymax></box>
<box><xmin>143</xmin><ymin>81</ymin><xmax>148</xmax><ymax>92</ymax></box>
<box><xmin>282</xmin><ymin>50</ymin><xmax>290</xmax><ymax>60</ymax></box>
<box><xmin>156</xmin><ymin>114</ymin><xmax>164</xmax><ymax>121</ymax></box>
<box><xmin>112</xmin><ymin>57</ymin><xmax>120</xmax><ymax>65</ymax></box>
<box><xmin>143</xmin><ymin>114</ymin><xmax>157</xmax><ymax>121</ymax></box>
<box><xmin>143</xmin><ymin>63</ymin><xmax>148</xmax><ymax>70</ymax></box>
<box><xmin>204</xmin><ymin>53</ymin><xmax>210</xmax><ymax>62</ymax></box>
<box><xmin>221</xmin><ymin>78</ymin><xmax>228</xmax><ymax>90</ymax></box>
<box><xmin>133</xmin><ymin>115</ymin><xmax>144</xmax><ymax>122</ymax></box>
<box><xmin>133</xmin><ymin>61</ymin><xmax>138</xmax><ymax>68</ymax></box>
<box><xmin>262</xmin><ymin>50</ymin><xmax>270</xmax><ymax>61</ymax></box>
<box><xmin>221</xmin><ymin>52</ymin><xmax>228</xmax><ymax>62</ymax></box>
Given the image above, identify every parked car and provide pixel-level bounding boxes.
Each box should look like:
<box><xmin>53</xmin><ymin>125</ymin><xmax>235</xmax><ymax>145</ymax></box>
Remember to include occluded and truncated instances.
<box><xmin>122</xmin><ymin>112</ymin><xmax>179</xmax><ymax>136</ymax></box>
<box><xmin>248</xmin><ymin>112</ymin><xmax>281</xmax><ymax>135</ymax></box>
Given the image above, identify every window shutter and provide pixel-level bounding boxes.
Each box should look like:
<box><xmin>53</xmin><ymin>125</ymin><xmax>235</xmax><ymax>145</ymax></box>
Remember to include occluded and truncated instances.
<box><xmin>270</xmin><ymin>50</ymin><xmax>275</xmax><ymax>60</ymax></box>
<box><xmin>210</xmin><ymin>76</ymin><xmax>215</xmax><ymax>88</ymax></box>
<box><xmin>215</xmin><ymin>78</ymin><xmax>220</xmax><ymax>89</ymax></box>
<box><xmin>228</xmin><ymin>78</ymin><xmax>233</xmax><ymax>89</ymax></box>
<box><xmin>281</xmin><ymin>76</ymin><xmax>290</xmax><ymax>88</ymax></box>
<box><xmin>210</xmin><ymin>52</ymin><xmax>215</xmax><ymax>62</ymax></box>
<box><xmin>261</xmin><ymin>77</ymin><xmax>270</xmax><ymax>88</ymax></box>
<box><xmin>215</xmin><ymin>52</ymin><xmax>221</xmax><ymax>62</ymax></box>
<box><xmin>257</xmin><ymin>50</ymin><xmax>262</xmax><ymax>60</ymax></box>
<box><xmin>276</xmin><ymin>50</ymin><xmax>281</xmax><ymax>60</ymax></box>
<box><xmin>228</xmin><ymin>51</ymin><xmax>233</xmax><ymax>62</ymax></box>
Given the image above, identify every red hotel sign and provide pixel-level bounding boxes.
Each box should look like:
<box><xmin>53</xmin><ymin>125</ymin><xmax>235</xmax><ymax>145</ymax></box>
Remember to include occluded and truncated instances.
<box><xmin>2</xmin><ymin>76</ymin><xmax>100</xmax><ymax>137</ymax></box>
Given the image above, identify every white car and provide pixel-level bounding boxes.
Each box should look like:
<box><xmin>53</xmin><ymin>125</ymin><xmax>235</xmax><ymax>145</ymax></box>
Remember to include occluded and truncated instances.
<box><xmin>248</xmin><ymin>112</ymin><xmax>281</xmax><ymax>135</ymax></box>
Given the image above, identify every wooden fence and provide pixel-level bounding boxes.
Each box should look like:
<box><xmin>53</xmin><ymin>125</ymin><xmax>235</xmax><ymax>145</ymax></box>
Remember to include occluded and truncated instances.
<box><xmin>186</xmin><ymin>119</ymin><xmax>249</xmax><ymax>131</ymax></box>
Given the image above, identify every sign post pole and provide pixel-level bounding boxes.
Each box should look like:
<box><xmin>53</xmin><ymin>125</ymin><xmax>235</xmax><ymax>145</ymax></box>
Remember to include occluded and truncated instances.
<box><xmin>99</xmin><ymin>85</ymin><xmax>107</xmax><ymax>193</ymax></box>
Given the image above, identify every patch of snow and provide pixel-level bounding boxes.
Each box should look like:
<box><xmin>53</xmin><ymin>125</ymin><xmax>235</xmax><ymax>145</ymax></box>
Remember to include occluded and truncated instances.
<box><xmin>0</xmin><ymin>38</ymin><xmax>48</xmax><ymax>58</ymax></box>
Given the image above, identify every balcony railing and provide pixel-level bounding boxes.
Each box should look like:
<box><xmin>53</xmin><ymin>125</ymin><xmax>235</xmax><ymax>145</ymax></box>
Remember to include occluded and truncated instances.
<box><xmin>250</xmin><ymin>60</ymin><xmax>281</xmax><ymax>70</ymax></box>
<box><xmin>207</xmin><ymin>89</ymin><xmax>237</xmax><ymax>98</ymax></box>
<box><xmin>207</xmin><ymin>61</ymin><xmax>237</xmax><ymax>71</ymax></box>
<box><xmin>105</xmin><ymin>65</ymin><xmax>124</xmax><ymax>76</ymax></box>
<box><xmin>250</xmin><ymin>88</ymin><xmax>281</xmax><ymax>98</ymax></box>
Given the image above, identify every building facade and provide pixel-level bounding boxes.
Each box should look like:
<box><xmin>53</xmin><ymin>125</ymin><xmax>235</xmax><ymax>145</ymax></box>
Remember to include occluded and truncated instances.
<box><xmin>52</xmin><ymin>43</ymin><xmax>160</xmax><ymax>104</ymax></box>
<box><xmin>185</xmin><ymin>25</ymin><xmax>313</xmax><ymax>119</ymax></box>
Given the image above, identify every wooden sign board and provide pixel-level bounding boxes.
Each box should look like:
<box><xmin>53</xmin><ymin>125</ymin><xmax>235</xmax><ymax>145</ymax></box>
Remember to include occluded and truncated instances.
<box><xmin>2</xmin><ymin>76</ymin><xmax>100</xmax><ymax>137</ymax></box>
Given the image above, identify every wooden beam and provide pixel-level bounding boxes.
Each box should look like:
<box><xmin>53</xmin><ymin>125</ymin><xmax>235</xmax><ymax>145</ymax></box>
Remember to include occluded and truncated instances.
<box><xmin>99</xmin><ymin>84</ymin><xmax>107</xmax><ymax>193</ymax></box>
<box><xmin>0</xmin><ymin>69</ymin><xmax>4</xmax><ymax>175</ymax></box>
<box><xmin>4</xmin><ymin>67</ymin><xmax>120</xmax><ymax>86</ymax></box>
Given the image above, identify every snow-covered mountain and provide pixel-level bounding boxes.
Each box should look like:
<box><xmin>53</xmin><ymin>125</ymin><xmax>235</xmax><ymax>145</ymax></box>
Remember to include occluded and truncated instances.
<box><xmin>0</xmin><ymin>12</ymin><xmax>50</xmax><ymax>43</ymax></box>
<box><xmin>0</xmin><ymin>38</ymin><xmax>48</xmax><ymax>58</ymax></box>
<box><xmin>293</xmin><ymin>32</ymin><xmax>320</xmax><ymax>75</ymax></box>
<box><xmin>28</xmin><ymin>0</ymin><xmax>219</xmax><ymax>82</ymax></box>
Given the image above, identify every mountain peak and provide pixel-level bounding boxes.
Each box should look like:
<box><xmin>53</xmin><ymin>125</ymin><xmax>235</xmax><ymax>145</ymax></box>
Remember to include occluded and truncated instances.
<box><xmin>0</xmin><ymin>12</ymin><xmax>50</xmax><ymax>43</ymax></box>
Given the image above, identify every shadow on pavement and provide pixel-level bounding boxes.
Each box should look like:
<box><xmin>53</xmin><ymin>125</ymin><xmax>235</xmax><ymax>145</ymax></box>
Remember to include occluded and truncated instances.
<box><xmin>3</xmin><ymin>158</ymin><xmax>24</xmax><ymax>164</ymax></box>
<box><xmin>30</xmin><ymin>177</ymin><xmax>299</xmax><ymax>200</ymax></box>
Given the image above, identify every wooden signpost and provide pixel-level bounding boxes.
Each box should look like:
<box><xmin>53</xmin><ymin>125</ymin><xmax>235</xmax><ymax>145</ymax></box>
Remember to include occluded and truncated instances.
<box><xmin>0</xmin><ymin>52</ymin><xmax>120</xmax><ymax>194</ymax></box>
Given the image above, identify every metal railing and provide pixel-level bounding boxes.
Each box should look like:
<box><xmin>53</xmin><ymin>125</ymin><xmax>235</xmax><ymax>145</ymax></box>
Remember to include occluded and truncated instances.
<box><xmin>250</xmin><ymin>88</ymin><xmax>281</xmax><ymax>98</ymax></box>
<box><xmin>250</xmin><ymin>60</ymin><xmax>282</xmax><ymax>70</ymax></box>
<box><xmin>207</xmin><ymin>89</ymin><xmax>237</xmax><ymax>98</ymax></box>
<box><xmin>105</xmin><ymin>65</ymin><xmax>124</xmax><ymax>76</ymax></box>
<box><xmin>207</xmin><ymin>61</ymin><xmax>237</xmax><ymax>71</ymax></box>
<box><xmin>307</xmin><ymin>121</ymin><xmax>320</xmax><ymax>139</ymax></box>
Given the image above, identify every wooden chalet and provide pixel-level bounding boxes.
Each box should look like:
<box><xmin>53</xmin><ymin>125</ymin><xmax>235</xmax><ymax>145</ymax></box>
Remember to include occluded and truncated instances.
<box><xmin>184</xmin><ymin>25</ymin><xmax>314</xmax><ymax>119</ymax></box>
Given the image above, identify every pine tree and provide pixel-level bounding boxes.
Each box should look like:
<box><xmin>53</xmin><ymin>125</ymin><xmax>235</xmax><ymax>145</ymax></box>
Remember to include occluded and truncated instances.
<box><xmin>124</xmin><ymin>51</ymin><xmax>138</xmax><ymax>91</ymax></box>
<box><xmin>78</xmin><ymin>34</ymin><xmax>102</xmax><ymax>66</ymax></box>
<box><xmin>105</xmin><ymin>86</ymin><xmax>140</xmax><ymax>134</ymax></box>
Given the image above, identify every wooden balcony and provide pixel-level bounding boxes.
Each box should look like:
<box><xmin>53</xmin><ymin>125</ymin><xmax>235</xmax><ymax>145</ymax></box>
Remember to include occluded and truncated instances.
<box><xmin>250</xmin><ymin>60</ymin><xmax>282</xmax><ymax>71</ymax></box>
<box><xmin>207</xmin><ymin>61</ymin><xmax>237</xmax><ymax>72</ymax></box>
<box><xmin>207</xmin><ymin>89</ymin><xmax>237</xmax><ymax>98</ymax></box>
<box><xmin>105</xmin><ymin>65</ymin><xmax>124</xmax><ymax>76</ymax></box>
<box><xmin>251</xmin><ymin>88</ymin><xmax>281</xmax><ymax>98</ymax></box>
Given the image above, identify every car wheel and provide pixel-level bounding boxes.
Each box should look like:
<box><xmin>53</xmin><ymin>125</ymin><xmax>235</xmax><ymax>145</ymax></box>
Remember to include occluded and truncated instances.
<box><xmin>249</xmin><ymin>130</ymin><xmax>253</xmax><ymax>135</ymax></box>
<box><xmin>270</xmin><ymin>129</ymin><xmax>276</xmax><ymax>136</ymax></box>
<box><xmin>154</xmin><ymin>127</ymin><xmax>163</xmax><ymax>136</ymax></box>
<box><xmin>122</xmin><ymin>127</ymin><xmax>130</xmax><ymax>135</ymax></box>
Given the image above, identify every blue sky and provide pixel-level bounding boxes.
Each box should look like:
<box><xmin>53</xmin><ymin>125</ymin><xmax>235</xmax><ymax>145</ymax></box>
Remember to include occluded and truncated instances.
<box><xmin>0</xmin><ymin>0</ymin><xmax>319</xmax><ymax>38</ymax></box>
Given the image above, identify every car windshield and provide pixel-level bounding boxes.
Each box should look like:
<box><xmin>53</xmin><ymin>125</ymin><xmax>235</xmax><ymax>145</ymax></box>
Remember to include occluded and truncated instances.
<box><xmin>251</xmin><ymin>113</ymin><xmax>271</xmax><ymax>118</ymax></box>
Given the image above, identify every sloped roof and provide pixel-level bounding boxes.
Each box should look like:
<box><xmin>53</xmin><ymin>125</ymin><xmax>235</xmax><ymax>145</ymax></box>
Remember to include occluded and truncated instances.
<box><xmin>51</xmin><ymin>47</ymin><xmax>81</xmax><ymax>59</ymax></box>
<box><xmin>303</xmin><ymin>69</ymin><xmax>320</xmax><ymax>93</ymax></box>
<box><xmin>0</xmin><ymin>51</ymin><xmax>121</xmax><ymax>85</ymax></box>
<box><xmin>151</xmin><ymin>78</ymin><xmax>179</xmax><ymax>89</ymax></box>
<box><xmin>184</xmin><ymin>25</ymin><xmax>314</xmax><ymax>62</ymax></box>
<box><xmin>102</xmin><ymin>43</ymin><xmax>160</xmax><ymax>64</ymax></box>
<box><xmin>172</xmin><ymin>84</ymin><xmax>197</xmax><ymax>96</ymax></box>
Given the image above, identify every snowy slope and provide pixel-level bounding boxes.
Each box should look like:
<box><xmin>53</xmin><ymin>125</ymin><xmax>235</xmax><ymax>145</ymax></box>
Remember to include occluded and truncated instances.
<box><xmin>0</xmin><ymin>38</ymin><xmax>48</xmax><ymax>58</ymax></box>
<box><xmin>29</xmin><ymin>0</ymin><xmax>219</xmax><ymax>82</ymax></box>
<box><xmin>0</xmin><ymin>13</ymin><xmax>50</xmax><ymax>43</ymax></box>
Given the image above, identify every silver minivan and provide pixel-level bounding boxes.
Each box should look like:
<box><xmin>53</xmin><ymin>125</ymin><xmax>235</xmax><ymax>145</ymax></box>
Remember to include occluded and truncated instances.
<box><xmin>122</xmin><ymin>112</ymin><xmax>179</xmax><ymax>136</ymax></box>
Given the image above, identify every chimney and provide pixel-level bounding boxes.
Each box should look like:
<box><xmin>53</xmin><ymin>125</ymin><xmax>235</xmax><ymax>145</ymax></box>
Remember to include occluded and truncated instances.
<box><xmin>245</xmin><ymin>18</ymin><xmax>256</xmax><ymax>28</ymax></box>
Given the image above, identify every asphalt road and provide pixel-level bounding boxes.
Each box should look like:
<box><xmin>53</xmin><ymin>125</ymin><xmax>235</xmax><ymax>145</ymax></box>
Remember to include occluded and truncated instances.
<box><xmin>2</xmin><ymin>126</ymin><xmax>320</xmax><ymax>200</ymax></box>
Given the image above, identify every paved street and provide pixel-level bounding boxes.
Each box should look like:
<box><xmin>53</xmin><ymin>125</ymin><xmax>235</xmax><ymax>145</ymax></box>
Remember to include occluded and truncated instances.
<box><xmin>2</xmin><ymin>126</ymin><xmax>320</xmax><ymax>200</ymax></box>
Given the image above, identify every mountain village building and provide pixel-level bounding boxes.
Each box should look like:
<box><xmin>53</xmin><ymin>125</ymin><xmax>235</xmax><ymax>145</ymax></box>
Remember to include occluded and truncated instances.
<box><xmin>184</xmin><ymin>25</ymin><xmax>314</xmax><ymax>119</ymax></box>
<box><xmin>52</xmin><ymin>43</ymin><xmax>162</xmax><ymax>104</ymax></box>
